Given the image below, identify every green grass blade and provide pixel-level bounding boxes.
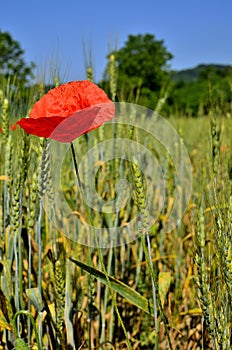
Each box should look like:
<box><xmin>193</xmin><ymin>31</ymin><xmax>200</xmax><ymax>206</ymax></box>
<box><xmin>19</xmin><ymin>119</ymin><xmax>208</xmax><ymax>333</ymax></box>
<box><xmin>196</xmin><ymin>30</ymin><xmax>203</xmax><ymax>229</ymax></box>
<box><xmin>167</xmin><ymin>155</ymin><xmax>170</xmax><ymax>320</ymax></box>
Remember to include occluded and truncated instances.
<box><xmin>69</xmin><ymin>257</ymin><xmax>153</xmax><ymax>315</ymax></box>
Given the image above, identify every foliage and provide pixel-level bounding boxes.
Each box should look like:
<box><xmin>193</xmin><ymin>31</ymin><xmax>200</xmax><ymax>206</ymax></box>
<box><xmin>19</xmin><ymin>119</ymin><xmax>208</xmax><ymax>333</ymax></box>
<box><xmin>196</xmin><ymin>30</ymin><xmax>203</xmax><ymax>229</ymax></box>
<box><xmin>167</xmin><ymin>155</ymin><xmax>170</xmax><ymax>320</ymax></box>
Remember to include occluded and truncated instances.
<box><xmin>168</xmin><ymin>64</ymin><xmax>232</xmax><ymax>116</ymax></box>
<box><xmin>100</xmin><ymin>34</ymin><xmax>232</xmax><ymax>116</ymax></box>
<box><xmin>0</xmin><ymin>29</ymin><xmax>35</xmax><ymax>87</ymax></box>
<box><xmin>100</xmin><ymin>33</ymin><xmax>173</xmax><ymax>108</ymax></box>
<box><xmin>171</xmin><ymin>64</ymin><xmax>232</xmax><ymax>83</ymax></box>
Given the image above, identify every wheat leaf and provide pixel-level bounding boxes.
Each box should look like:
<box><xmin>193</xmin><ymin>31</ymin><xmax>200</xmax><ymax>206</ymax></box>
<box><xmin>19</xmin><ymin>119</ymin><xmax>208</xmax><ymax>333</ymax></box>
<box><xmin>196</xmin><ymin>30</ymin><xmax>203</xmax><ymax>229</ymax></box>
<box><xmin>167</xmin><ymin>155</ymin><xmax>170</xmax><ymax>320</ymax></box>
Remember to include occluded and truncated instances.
<box><xmin>70</xmin><ymin>257</ymin><xmax>153</xmax><ymax>315</ymax></box>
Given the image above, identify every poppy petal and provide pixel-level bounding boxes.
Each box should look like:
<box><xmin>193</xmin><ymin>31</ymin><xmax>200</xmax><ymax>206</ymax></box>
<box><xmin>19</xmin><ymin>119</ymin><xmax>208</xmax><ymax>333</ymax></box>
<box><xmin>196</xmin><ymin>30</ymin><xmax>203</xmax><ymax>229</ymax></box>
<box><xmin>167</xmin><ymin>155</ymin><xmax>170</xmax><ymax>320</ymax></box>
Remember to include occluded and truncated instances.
<box><xmin>50</xmin><ymin>102</ymin><xmax>115</xmax><ymax>142</ymax></box>
<box><xmin>16</xmin><ymin>117</ymin><xmax>66</xmax><ymax>139</ymax></box>
<box><xmin>30</xmin><ymin>80</ymin><xmax>111</xmax><ymax>119</ymax></box>
<box><xmin>17</xmin><ymin>102</ymin><xmax>115</xmax><ymax>142</ymax></box>
<box><xmin>10</xmin><ymin>124</ymin><xmax>18</xmax><ymax>131</ymax></box>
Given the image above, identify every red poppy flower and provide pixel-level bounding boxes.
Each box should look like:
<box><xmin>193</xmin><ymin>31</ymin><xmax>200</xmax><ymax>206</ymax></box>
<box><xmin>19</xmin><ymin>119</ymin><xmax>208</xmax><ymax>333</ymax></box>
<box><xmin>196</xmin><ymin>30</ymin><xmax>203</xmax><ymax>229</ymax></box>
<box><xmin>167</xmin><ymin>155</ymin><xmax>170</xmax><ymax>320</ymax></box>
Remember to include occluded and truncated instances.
<box><xmin>16</xmin><ymin>80</ymin><xmax>115</xmax><ymax>142</ymax></box>
<box><xmin>10</xmin><ymin>124</ymin><xmax>17</xmax><ymax>131</ymax></box>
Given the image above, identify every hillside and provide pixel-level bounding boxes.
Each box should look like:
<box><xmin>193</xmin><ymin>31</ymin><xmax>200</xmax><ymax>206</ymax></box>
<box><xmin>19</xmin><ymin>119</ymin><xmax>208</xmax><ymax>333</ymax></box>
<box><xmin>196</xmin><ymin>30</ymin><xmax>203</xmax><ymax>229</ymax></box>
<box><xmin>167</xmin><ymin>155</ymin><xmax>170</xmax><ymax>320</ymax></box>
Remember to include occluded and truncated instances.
<box><xmin>171</xmin><ymin>63</ymin><xmax>232</xmax><ymax>82</ymax></box>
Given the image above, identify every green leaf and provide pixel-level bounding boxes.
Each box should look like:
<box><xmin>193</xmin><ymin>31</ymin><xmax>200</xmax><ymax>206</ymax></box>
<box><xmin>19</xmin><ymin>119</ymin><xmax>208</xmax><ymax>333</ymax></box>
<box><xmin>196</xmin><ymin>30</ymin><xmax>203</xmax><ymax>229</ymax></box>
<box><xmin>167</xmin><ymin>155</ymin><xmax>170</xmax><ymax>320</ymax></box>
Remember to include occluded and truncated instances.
<box><xmin>70</xmin><ymin>257</ymin><xmax>153</xmax><ymax>315</ymax></box>
<box><xmin>26</xmin><ymin>288</ymin><xmax>44</xmax><ymax>312</ymax></box>
<box><xmin>15</xmin><ymin>338</ymin><xmax>30</xmax><ymax>350</ymax></box>
<box><xmin>158</xmin><ymin>271</ymin><xmax>172</xmax><ymax>308</ymax></box>
<box><xmin>0</xmin><ymin>310</ymin><xmax>11</xmax><ymax>331</ymax></box>
<box><xmin>0</xmin><ymin>259</ymin><xmax>14</xmax><ymax>298</ymax></box>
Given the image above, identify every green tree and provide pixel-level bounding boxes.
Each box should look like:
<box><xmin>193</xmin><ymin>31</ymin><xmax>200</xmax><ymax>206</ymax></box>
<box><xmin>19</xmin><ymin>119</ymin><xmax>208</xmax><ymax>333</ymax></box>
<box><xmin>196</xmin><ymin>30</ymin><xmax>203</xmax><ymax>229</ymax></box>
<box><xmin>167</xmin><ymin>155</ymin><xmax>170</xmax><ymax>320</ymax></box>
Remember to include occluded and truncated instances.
<box><xmin>168</xmin><ymin>64</ymin><xmax>232</xmax><ymax>116</ymax></box>
<box><xmin>101</xmin><ymin>33</ymin><xmax>173</xmax><ymax>108</ymax></box>
<box><xmin>0</xmin><ymin>29</ymin><xmax>35</xmax><ymax>86</ymax></box>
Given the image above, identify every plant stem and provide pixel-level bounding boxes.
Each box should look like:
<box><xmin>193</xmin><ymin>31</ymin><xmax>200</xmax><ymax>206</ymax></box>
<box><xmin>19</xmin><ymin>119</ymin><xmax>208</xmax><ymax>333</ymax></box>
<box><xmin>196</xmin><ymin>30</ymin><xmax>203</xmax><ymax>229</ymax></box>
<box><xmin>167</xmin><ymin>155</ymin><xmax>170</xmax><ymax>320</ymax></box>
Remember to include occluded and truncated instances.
<box><xmin>70</xmin><ymin>141</ymin><xmax>132</xmax><ymax>350</ymax></box>
<box><xmin>13</xmin><ymin>311</ymin><xmax>42</xmax><ymax>350</ymax></box>
<box><xmin>71</xmin><ymin>142</ymin><xmax>82</xmax><ymax>189</ymax></box>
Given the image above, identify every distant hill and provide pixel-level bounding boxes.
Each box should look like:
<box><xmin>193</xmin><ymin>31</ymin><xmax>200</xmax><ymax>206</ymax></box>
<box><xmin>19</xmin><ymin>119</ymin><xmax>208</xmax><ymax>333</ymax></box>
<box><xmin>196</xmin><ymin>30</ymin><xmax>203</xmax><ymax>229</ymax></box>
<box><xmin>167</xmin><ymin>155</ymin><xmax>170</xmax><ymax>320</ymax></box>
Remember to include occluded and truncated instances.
<box><xmin>171</xmin><ymin>64</ymin><xmax>232</xmax><ymax>83</ymax></box>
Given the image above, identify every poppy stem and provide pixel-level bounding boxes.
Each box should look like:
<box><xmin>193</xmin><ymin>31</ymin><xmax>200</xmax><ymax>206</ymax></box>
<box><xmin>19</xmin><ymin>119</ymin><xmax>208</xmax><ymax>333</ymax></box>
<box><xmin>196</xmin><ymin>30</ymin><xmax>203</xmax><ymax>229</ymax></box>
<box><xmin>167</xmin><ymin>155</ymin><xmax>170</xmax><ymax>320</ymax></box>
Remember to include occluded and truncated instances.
<box><xmin>70</xmin><ymin>142</ymin><xmax>82</xmax><ymax>190</ymax></box>
<box><xmin>70</xmin><ymin>141</ymin><xmax>132</xmax><ymax>350</ymax></box>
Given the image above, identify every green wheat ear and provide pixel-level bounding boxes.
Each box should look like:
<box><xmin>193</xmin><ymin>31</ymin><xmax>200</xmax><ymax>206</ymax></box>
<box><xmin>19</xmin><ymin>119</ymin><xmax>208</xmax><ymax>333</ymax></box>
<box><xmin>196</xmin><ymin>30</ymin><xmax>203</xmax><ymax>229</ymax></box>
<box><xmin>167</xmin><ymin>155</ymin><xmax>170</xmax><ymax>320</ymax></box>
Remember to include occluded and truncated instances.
<box><xmin>108</xmin><ymin>54</ymin><xmax>117</xmax><ymax>101</ymax></box>
<box><xmin>2</xmin><ymin>98</ymin><xmax>9</xmax><ymax>144</ymax></box>
<box><xmin>48</xmin><ymin>249</ymin><xmax>66</xmax><ymax>342</ymax></box>
<box><xmin>27</xmin><ymin>172</ymin><xmax>38</xmax><ymax>236</ymax></box>
<box><xmin>14</xmin><ymin>338</ymin><xmax>30</xmax><ymax>350</ymax></box>
<box><xmin>0</xmin><ymin>89</ymin><xmax>3</xmax><ymax>104</ymax></box>
<box><xmin>54</xmin><ymin>76</ymin><xmax>60</xmax><ymax>87</ymax></box>
<box><xmin>210</xmin><ymin>114</ymin><xmax>221</xmax><ymax>176</ymax></box>
<box><xmin>54</xmin><ymin>257</ymin><xmax>66</xmax><ymax>331</ymax></box>
<box><xmin>195</xmin><ymin>207</ymin><xmax>216</xmax><ymax>343</ymax></box>
<box><xmin>10</xmin><ymin>174</ymin><xmax>21</xmax><ymax>235</ymax></box>
<box><xmin>38</xmin><ymin>138</ymin><xmax>51</xmax><ymax>199</ymax></box>
<box><xmin>87</xmin><ymin>66</ymin><xmax>93</xmax><ymax>82</ymax></box>
<box><xmin>131</xmin><ymin>159</ymin><xmax>148</xmax><ymax>229</ymax></box>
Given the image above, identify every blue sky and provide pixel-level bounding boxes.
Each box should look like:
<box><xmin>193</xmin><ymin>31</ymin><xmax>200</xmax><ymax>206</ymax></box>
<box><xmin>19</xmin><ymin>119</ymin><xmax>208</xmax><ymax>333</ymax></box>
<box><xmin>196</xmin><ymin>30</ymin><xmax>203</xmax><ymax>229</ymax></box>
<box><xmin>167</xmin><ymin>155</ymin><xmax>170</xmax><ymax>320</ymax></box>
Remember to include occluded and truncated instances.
<box><xmin>1</xmin><ymin>0</ymin><xmax>232</xmax><ymax>83</ymax></box>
